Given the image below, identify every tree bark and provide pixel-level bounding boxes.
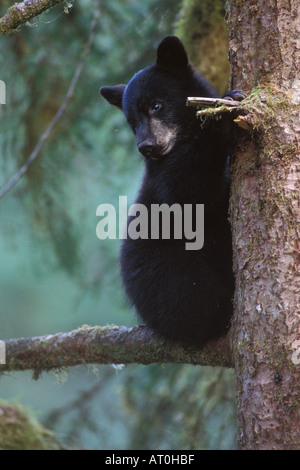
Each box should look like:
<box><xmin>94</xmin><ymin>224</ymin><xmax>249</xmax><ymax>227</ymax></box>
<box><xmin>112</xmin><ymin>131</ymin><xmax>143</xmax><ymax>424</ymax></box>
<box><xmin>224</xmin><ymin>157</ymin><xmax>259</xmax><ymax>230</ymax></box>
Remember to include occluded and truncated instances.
<box><xmin>228</xmin><ymin>0</ymin><xmax>300</xmax><ymax>450</ymax></box>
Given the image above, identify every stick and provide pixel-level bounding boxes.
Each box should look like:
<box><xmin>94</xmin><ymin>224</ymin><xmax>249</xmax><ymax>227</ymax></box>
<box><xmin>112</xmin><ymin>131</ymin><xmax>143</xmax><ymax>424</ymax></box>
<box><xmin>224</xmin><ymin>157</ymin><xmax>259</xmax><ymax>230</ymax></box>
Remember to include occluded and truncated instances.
<box><xmin>187</xmin><ymin>97</ymin><xmax>242</xmax><ymax>107</ymax></box>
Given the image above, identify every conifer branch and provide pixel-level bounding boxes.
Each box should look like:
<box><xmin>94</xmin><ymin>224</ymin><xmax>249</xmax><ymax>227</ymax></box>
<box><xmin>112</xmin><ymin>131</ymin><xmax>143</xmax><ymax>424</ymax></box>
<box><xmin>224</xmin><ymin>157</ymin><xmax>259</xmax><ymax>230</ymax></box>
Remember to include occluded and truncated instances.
<box><xmin>0</xmin><ymin>325</ymin><xmax>233</xmax><ymax>376</ymax></box>
<box><xmin>0</xmin><ymin>0</ymin><xmax>64</xmax><ymax>35</ymax></box>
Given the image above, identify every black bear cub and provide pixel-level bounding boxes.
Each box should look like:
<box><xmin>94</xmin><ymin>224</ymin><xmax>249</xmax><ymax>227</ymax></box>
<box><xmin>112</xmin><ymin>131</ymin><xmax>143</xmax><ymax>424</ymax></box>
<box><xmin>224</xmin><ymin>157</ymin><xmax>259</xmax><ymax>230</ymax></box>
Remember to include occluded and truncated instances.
<box><xmin>100</xmin><ymin>36</ymin><xmax>243</xmax><ymax>346</ymax></box>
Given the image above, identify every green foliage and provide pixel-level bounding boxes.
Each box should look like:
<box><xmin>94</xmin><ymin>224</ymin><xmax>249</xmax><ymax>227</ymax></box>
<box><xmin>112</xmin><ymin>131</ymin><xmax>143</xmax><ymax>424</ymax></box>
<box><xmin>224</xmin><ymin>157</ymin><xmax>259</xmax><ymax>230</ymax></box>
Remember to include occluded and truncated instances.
<box><xmin>0</xmin><ymin>401</ymin><xmax>65</xmax><ymax>450</ymax></box>
<box><xmin>123</xmin><ymin>365</ymin><xmax>237</xmax><ymax>450</ymax></box>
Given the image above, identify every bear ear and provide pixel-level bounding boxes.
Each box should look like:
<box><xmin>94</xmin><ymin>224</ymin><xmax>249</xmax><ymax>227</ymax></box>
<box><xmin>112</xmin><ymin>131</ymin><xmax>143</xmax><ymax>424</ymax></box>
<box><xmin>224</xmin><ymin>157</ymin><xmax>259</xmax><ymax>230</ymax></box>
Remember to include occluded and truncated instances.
<box><xmin>156</xmin><ymin>36</ymin><xmax>189</xmax><ymax>70</ymax></box>
<box><xmin>99</xmin><ymin>85</ymin><xmax>126</xmax><ymax>109</ymax></box>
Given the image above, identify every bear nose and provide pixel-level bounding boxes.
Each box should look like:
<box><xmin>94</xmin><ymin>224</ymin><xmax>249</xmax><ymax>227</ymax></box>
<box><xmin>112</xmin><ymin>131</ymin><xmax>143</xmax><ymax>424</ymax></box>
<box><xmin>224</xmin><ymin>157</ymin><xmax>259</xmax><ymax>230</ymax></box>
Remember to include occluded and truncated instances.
<box><xmin>138</xmin><ymin>141</ymin><xmax>156</xmax><ymax>158</ymax></box>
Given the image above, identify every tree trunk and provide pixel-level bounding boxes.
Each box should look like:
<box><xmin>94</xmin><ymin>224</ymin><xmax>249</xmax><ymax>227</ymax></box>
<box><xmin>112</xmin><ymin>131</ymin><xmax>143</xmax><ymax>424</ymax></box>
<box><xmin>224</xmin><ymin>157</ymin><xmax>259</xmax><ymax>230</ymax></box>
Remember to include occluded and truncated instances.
<box><xmin>228</xmin><ymin>0</ymin><xmax>300</xmax><ymax>450</ymax></box>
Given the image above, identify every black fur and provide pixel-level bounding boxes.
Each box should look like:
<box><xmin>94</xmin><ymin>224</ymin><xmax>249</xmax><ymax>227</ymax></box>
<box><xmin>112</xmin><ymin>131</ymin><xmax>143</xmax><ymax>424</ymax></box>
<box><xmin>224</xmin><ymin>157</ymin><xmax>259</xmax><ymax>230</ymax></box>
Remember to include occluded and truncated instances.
<box><xmin>100</xmin><ymin>36</ymin><xmax>242</xmax><ymax>346</ymax></box>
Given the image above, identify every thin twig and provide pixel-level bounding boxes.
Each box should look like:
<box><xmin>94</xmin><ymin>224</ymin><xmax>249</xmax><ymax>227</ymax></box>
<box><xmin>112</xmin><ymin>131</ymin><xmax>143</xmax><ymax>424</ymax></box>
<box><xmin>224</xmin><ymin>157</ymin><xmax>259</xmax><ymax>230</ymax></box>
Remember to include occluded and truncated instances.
<box><xmin>187</xmin><ymin>97</ymin><xmax>243</xmax><ymax>107</ymax></box>
<box><xmin>186</xmin><ymin>96</ymin><xmax>252</xmax><ymax>130</ymax></box>
<box><xmin>196</xmin><ymin>106</ymin><xmax>240</xmax><ymax>117</ymax></box>
<box><xmin>0</xmin><ymin>2</ymin><xmax>100</xmax><ymax>200</ymax></box>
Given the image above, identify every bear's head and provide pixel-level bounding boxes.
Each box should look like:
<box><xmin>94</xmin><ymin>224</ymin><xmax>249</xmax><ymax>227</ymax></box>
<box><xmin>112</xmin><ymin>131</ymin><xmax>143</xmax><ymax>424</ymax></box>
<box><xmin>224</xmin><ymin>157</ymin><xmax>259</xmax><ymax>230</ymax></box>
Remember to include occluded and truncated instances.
<box><xmin>100</xmin><ymin>36</ymin><xmax>214</xmax><ymax>160</ymax></box>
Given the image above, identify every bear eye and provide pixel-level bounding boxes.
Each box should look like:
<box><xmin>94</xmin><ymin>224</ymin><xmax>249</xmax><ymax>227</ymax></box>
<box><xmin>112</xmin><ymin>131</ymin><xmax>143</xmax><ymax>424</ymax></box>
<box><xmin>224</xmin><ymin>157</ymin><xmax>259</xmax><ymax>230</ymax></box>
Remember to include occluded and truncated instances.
<box><xmin>150</xmin><ymin>102</ymin><xmax>162</xmax><ymax>113</ymax></box>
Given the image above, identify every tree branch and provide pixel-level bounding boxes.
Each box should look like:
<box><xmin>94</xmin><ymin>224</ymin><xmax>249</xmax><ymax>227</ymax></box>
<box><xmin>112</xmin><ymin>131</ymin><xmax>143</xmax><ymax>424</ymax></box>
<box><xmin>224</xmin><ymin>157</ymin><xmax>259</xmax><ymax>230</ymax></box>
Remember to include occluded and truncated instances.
<box><xmin>186</xmin><ymin>95</ymin><xmax>263</xmax><ymax>131</ymax></box>
<box><xmin>0</xmin><ymin>325</ymin><xmax>233</xmax><ymax>375</ymax></box>
<box><xmin>0</xmin><ymin>0</ymin><xmax>64</xmax><ymax>35</ymax></box>
<box><xmin>186</xmin><ymin>96</ymin><xmax>253</xmax><ymax>128</ymax></box>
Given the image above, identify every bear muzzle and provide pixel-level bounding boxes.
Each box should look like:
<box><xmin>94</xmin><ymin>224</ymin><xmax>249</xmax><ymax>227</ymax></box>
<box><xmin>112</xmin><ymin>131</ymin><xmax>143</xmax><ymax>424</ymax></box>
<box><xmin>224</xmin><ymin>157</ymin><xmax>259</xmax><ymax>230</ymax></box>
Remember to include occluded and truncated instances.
<box><xmin>138</xmin><ymin>140</ymin><xmax>161</xmax><ymax>159</ymax></box>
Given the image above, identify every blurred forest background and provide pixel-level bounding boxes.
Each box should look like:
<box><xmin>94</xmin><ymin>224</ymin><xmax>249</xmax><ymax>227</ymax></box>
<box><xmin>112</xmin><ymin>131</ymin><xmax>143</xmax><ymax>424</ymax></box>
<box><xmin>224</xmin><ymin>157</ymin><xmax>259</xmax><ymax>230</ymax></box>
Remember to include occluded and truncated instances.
<box><xmin>0</xmin><ymin>0</ymin><xmax>237</xmax><ymax>449</ymax></box>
